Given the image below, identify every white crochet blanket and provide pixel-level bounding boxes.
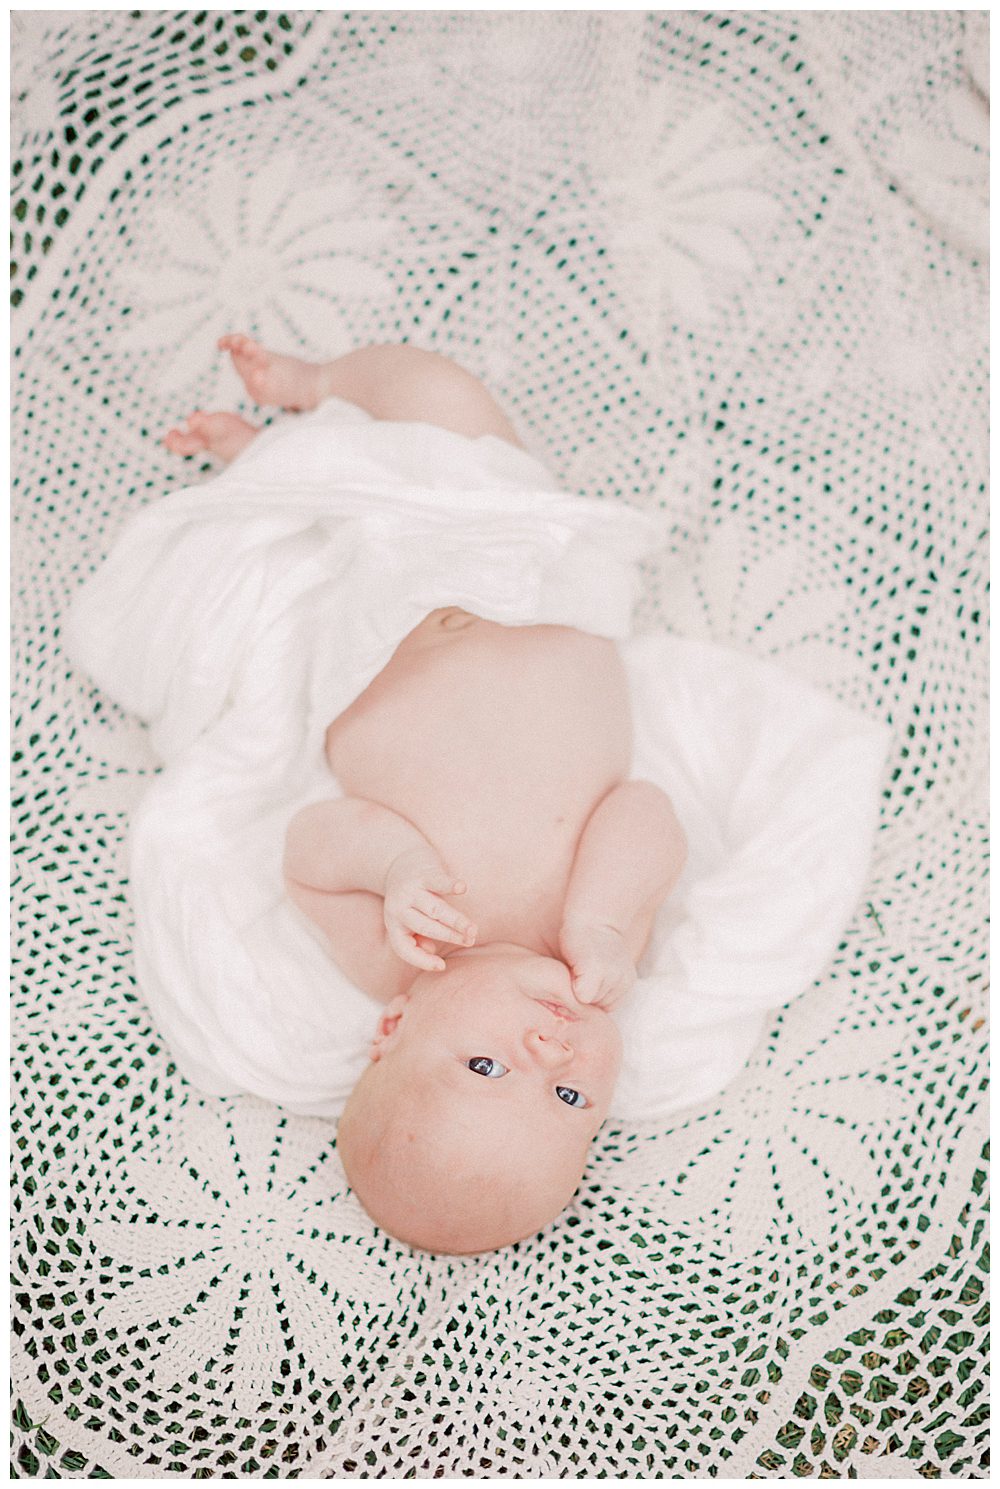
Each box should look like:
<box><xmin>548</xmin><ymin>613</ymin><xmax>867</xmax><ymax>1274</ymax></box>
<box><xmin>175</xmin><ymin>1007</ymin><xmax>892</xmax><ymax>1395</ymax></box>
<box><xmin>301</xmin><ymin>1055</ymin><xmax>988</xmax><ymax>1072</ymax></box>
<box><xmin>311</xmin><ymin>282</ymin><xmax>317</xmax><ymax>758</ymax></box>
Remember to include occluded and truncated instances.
<box><xmin>11</xmin><ymin>10</ymin><xmax>988</xmax><ymax>1480</ymax></box>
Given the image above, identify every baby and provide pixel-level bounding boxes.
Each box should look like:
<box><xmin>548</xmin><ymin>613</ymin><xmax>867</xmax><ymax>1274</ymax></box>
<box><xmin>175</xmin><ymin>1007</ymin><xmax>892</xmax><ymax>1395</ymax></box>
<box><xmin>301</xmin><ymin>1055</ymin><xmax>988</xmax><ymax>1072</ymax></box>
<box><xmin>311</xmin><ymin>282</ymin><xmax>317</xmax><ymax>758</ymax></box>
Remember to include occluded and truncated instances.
<box><xmin>166</xmin><ymin>337</ymin><xmax>688</xmax><ymax>1255</ymax></box>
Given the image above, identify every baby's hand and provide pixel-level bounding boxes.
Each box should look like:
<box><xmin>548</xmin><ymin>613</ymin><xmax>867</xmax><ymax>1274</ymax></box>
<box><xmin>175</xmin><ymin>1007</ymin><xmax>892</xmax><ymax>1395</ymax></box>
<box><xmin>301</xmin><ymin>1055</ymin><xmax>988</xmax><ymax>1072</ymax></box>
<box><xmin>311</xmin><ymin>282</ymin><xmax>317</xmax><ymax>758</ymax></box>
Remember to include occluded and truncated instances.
<box><xmin>383</xmin><ymin>847</ymin><xmax>476</xmax><ymax>971</ymax></box>
<box><xmin>559</xmin><ymin>919</ymin><xmax>636</xmax><ymax>1009</ymax></box>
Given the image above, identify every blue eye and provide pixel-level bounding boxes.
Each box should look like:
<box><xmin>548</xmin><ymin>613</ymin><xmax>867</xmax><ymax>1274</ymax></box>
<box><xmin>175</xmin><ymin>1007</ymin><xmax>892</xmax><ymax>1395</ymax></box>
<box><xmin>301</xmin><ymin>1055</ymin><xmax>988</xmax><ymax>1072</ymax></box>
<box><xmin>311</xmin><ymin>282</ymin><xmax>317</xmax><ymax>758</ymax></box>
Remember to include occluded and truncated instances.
<box><xmin>556</xmin><ymin>1085</ymin><xmax>590</xmax><ymax>1109</ymax></box>
<box><xmin>467</xmin><ymin>1057</ymin><xmax>508</xmax><ymax>1079</ymax></box>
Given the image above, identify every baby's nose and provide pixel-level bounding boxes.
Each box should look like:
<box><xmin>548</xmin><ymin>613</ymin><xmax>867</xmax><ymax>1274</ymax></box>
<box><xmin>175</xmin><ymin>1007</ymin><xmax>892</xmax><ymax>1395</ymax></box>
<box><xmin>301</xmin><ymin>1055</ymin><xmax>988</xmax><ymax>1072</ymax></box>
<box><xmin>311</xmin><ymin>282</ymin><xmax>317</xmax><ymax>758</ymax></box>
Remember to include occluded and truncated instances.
<box><xmin>525</xmin><ymin>1029</ymin><xmax>574</xmax><ymax>1069</ymax></box>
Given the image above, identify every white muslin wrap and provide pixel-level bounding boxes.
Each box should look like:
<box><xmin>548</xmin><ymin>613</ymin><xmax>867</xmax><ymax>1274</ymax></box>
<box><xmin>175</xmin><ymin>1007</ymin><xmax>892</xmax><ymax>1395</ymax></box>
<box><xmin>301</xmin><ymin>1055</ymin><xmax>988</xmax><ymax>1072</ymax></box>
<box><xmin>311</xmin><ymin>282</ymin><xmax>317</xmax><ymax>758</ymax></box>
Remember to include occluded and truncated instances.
<box><xmin>65</xmin><ymin>398</ymin><xmax>890</xmax><ymax>1123</ymax></box>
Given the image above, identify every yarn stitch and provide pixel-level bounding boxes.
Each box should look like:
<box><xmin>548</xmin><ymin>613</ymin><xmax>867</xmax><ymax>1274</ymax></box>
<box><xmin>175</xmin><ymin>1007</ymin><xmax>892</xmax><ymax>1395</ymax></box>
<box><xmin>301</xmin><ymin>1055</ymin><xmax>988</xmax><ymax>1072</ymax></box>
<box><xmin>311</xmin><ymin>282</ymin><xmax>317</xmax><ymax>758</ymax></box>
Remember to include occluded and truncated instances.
<box><xmin>11</xmin><ymin>11</ymin><xmax>987</xmax><ymax>1478</ymax></box>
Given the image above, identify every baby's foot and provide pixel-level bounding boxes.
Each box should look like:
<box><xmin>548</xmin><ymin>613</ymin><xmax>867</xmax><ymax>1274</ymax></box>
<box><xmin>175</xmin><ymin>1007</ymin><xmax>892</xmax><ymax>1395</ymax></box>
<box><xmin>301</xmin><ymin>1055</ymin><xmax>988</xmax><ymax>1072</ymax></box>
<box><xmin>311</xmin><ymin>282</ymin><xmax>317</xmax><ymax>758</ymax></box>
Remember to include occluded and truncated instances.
<box><xmin>218</xmin><ymin>332</ymin><xmax>324</xmax><ymax>410</ymax></box>
<box><xmin>162</xmin><ymin>409</ymin><xmax>260</xmax><ymax>464</ymax></box>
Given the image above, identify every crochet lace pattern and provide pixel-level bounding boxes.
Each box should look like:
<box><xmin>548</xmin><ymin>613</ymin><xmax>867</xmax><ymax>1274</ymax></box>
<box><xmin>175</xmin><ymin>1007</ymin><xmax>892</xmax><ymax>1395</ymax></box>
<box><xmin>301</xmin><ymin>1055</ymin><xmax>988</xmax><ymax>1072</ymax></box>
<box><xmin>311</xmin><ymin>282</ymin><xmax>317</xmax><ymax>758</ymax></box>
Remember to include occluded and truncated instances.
<box><xmin>11</xmin><ymin>10</ymin><xmax>987</xmax><ymax>1479</ymax></box>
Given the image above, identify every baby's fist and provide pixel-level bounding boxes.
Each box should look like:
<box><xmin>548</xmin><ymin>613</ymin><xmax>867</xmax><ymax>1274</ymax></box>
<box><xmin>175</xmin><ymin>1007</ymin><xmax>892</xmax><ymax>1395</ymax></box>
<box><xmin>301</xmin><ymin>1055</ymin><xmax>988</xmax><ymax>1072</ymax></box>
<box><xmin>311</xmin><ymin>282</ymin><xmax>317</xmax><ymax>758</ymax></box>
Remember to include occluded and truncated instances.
<box><xmin>559</xmin><ymin>920</ymin><xmax>636</xmax><ymax>1009</ymax></box>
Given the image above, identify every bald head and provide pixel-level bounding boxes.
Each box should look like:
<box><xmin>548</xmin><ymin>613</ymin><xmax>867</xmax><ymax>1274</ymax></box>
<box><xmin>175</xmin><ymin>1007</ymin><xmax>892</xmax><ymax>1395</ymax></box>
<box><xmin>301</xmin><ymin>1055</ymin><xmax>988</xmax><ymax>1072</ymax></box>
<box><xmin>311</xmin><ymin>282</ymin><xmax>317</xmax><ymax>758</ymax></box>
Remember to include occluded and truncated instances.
<box><xmin>337</xmin><ymin>945</ymin><xmax>622</xmax><ymax>1255</ymax></box>
<box><xmin>337</xmin><ymin>1055</ymin><xmax>589</xmax><ymax>1254</ymax></box>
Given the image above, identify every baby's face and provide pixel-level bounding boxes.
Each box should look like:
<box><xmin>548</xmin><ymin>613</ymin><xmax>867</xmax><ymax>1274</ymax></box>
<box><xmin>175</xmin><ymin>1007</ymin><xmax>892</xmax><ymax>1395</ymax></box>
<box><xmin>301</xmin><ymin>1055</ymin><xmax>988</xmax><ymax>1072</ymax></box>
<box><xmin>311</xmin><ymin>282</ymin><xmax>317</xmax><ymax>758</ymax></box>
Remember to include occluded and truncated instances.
<box><xmin>377</xmin><ymin>947</ymin><xmax>623</xmax><ymax>1140</ymax></box>
<box><xmin>340</xmin><ymin>947</ymin><xmax>623</xmax><ymax>1252</ymax></box>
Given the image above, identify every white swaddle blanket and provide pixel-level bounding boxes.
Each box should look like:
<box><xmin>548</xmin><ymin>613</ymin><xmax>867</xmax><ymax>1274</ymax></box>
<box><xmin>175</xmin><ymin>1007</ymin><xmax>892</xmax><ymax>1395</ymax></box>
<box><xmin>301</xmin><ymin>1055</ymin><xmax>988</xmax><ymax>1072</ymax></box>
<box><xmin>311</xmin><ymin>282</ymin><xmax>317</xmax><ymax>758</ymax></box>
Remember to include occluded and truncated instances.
<box><xmin>65</xmin><ymin>398</ymin><xmax>889</xmax><ymax>1122</ymax></box>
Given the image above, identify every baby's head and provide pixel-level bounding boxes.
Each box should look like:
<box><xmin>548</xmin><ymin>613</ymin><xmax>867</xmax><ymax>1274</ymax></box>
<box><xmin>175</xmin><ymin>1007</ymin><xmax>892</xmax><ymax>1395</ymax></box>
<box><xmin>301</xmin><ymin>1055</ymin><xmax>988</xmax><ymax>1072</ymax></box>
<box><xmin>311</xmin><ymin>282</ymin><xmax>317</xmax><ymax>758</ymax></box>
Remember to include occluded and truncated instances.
<box><xmin>337</xmin><ymin>945</ymin><xmax>622</xmax><ymax>1255</ymax></box>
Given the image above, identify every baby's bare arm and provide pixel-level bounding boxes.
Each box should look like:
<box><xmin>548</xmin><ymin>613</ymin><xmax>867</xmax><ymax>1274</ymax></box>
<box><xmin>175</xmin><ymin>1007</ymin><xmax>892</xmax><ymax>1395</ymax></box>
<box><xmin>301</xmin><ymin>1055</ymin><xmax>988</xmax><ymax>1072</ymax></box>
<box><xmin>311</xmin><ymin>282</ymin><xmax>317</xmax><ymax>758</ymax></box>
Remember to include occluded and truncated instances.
<box><xmin>560</xmin><ymin>781</ymin><xmax>687</xmax><ymax>1002</ymax></box>
<box><xmin>283</xmin><ymin>798</ymin><xmax>475</xmax><ymax>971</ymax></box>
<box><xmin>285</xmin><ymin>797</ymin><xmax>436</xmax><ymax>894</ymax></box>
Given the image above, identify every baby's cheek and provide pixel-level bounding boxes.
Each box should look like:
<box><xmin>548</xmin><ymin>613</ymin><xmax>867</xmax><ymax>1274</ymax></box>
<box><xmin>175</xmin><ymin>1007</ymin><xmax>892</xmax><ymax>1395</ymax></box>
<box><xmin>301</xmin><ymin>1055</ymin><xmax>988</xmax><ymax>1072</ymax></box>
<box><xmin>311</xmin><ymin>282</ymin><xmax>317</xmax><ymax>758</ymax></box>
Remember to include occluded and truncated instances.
<box><xmin>592</xmin><ymin>1032</ymin><xmax>624</xmax><ymax>1097</ymax></box>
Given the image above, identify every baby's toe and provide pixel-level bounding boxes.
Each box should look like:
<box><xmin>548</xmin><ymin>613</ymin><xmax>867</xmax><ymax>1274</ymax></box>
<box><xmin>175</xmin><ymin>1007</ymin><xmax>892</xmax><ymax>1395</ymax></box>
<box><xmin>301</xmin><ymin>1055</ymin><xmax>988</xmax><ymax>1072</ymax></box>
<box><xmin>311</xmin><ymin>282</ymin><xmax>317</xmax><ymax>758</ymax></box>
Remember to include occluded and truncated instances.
<box><xmin>241</xmin><ymin>336</ymin><xmax>266</xmax><ymax>364</ymax></box>
<box><xmin>222</xmin><ymin>334</ymin><xmax>266</xmax><ymax>375</ymax></box>
<box><xmin>163</xmin><ymin>428</ymin><xmax>205</xmax><ymax>455</ymax></box>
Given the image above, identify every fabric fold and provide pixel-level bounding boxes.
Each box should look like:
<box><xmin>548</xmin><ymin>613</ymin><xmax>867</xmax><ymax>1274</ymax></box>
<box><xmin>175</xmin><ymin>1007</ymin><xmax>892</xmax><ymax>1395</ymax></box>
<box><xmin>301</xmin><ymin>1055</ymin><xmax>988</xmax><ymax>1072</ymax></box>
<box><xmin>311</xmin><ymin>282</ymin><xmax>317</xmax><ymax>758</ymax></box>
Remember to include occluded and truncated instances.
<box><xmin>65</xmin><ymin>400</ymin><xmax>889</xmax><ymax>1123</ymax></box>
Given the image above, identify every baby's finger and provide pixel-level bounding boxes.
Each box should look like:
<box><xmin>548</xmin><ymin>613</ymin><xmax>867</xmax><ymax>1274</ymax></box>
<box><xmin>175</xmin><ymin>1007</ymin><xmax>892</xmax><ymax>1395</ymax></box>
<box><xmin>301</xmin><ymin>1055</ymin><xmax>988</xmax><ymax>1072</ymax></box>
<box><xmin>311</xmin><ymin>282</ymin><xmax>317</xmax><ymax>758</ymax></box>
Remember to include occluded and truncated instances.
<box><xmin>415</xmin><ymin>892</ymin><xmax>476</xmax><ymax>939</ymax></box>
<box><xmin>571</xmin><ymin>967</ymin><xmax>601</xmax><ymax>1004</ymax></box>
<box><xmin>414</xmin><ymin>934</ymin><xmax>451</xmax><ymax>965</ymax></box>
<box><xmin>423</xmin><ymin>869</ymin><xmax>467</xmax><ymax>897</ymax></box>
<box><xmin>596</xmin><ymin>969</ymin><xmax>633</xmax><ymax>1010</ymax></box>
<box><xmin>388</xmin><ymin>926</ymin><xmax>445</xmax><ymax>971</ymax></box>
<box><xmin>402</xmin><ymin>908</ymin><xmax>473</xmax><ymax>946</ymax></box>
<box><xmin>596</xmin><ymin>982</ymin><xmax>620</xmax><ymax>1010</ymax></box>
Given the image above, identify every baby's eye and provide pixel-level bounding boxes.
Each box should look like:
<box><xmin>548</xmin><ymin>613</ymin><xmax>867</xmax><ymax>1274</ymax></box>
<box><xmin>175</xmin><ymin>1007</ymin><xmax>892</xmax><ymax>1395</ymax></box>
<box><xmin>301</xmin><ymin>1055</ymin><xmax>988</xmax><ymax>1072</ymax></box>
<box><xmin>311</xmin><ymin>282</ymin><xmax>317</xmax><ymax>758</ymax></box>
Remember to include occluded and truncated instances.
<box><xmin>466</xmin><ymin>1056</ymin><xmax>509</xmax><ymax>1079</ymax></box>
<box><xmin>555</xmin><ymin>1085</ymin><xmax>590</xmax><ymax>1109</ymax></box>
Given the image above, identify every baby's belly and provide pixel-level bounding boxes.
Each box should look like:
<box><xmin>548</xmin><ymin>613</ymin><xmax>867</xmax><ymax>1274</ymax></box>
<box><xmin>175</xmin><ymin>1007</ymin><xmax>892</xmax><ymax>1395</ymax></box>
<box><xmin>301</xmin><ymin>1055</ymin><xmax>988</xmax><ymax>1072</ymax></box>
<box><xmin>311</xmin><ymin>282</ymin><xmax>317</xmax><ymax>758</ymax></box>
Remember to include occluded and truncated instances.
<box><xmin>325</xmin><ymin>611</ymin><xmax>633</xmax><ymax>940</ymax></box>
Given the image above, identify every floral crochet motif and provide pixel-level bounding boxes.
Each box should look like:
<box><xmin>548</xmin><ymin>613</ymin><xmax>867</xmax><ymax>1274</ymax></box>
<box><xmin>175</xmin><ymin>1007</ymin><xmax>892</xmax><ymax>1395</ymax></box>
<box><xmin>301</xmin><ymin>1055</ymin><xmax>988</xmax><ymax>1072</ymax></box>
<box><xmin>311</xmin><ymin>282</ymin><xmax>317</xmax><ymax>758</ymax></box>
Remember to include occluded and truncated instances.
<box><xmin>118</xmin><ymin>152</ymin><xmax>395</xmax><ymax>399</ymax></box>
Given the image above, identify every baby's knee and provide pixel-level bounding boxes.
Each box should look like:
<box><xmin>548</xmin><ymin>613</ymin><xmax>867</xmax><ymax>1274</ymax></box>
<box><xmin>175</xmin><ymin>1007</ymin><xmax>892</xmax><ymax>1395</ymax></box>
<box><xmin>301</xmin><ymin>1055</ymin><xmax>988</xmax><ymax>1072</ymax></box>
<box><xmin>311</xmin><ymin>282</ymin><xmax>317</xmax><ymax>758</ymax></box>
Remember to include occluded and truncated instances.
<box><xmin>384</xmin><ymin>347</ymin><xmax>522</xmax><ymax>446</ymax></box>
<box><xmin>328</xmin><ymin>342</ymin><xmax>522</xmax><ymax>446</ymax></box>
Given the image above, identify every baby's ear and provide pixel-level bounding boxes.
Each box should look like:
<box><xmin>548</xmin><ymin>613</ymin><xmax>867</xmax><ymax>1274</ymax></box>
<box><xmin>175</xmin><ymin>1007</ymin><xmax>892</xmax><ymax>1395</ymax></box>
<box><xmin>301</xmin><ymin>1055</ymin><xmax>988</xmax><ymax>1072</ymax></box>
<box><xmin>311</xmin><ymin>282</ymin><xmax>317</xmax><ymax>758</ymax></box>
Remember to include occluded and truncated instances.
<box><xmin>369</xmin><ymin>993</ymin><xmax>410</xmax><ymax>1062</ymax></box>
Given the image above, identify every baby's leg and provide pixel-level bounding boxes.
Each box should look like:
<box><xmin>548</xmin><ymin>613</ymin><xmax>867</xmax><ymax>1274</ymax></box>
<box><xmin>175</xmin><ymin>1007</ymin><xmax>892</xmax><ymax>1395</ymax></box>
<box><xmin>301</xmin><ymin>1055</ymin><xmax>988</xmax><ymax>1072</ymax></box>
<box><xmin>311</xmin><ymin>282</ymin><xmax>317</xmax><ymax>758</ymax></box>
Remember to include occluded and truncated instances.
<box><xmin>220</xmin><ymin>334</ymin><xmax>525</xmax><ymax>448</ymax></box>
<box><xmin>162</xmin><ymin>409</ymin><xmax>261</xmax><ymax>463</ymax></box>
<box><xmin>318</xmin><ymin>344</ymin><xmax>525</xmax><ymax>448</ymax></box>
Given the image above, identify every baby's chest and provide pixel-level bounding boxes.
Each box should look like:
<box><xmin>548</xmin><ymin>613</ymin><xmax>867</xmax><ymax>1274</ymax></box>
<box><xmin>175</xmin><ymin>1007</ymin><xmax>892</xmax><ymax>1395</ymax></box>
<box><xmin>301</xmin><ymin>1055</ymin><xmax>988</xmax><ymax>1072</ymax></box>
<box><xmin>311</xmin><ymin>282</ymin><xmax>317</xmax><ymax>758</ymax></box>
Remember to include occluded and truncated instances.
<box><xmin>326</xmin><ymin>620</ymin><xmax>631</xmax><ymax>797</ymax></box>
